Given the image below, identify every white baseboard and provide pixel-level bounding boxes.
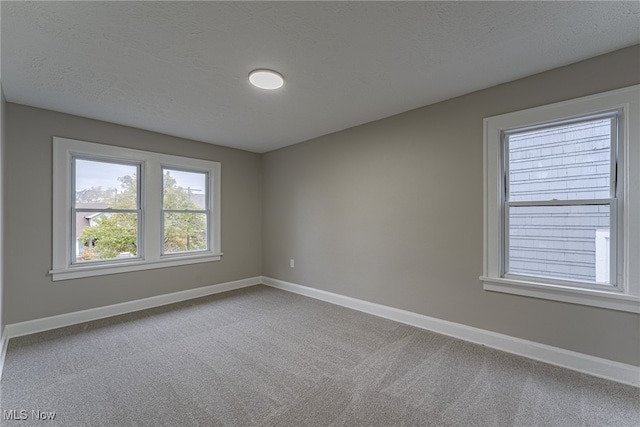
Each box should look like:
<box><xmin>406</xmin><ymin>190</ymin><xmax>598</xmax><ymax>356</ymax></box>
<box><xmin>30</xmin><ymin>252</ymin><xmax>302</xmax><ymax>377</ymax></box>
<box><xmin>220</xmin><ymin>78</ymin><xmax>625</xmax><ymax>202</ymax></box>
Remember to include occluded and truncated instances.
<box><xmin>261</xmin><ymin>276</ymin><xmax>640</xmax><ymax>387</ymax></box>
<box><xmin>2</xmin><ymin>275</ymin><xmax>637</xmax><ymax>388</ymax></box>
<box><xmin>0</xmin><ymin>276</ymin><xmax>260</xmax><ymax>381</ymax></box>
<box><xmin>4</xmin><ymin>276</ymin><xmax>261</xmax><ymax>340</ymax></box>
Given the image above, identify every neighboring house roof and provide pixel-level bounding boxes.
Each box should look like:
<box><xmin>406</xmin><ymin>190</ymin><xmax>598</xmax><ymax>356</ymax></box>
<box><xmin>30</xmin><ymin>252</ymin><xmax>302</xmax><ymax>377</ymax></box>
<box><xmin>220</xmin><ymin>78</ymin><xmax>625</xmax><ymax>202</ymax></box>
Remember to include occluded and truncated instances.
<box><xmin>75</xmin><ymin>203</ymin><xmax>110</xmax><ymax>239</ymax></box>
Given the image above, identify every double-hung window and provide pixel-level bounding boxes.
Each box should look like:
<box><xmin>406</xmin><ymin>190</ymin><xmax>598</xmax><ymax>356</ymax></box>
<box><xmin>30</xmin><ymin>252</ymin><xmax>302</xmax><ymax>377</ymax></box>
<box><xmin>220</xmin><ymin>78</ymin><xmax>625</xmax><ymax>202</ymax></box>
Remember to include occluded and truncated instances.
<box><xmin>52</xmin><ymin>137</ymin><xmax>221</xmax><ymax>281</ymax></box>
<box><xmin>481</xmin><ymin>86</ymin><xmax>639</xmax><ymax>313</ymax></box>
<box><xmin>162</xmin><ymin>168</ymin><xmax>209</xmax><ymax>255</ymax></box>
<box><xmin>73</xmin><ymin>158</ymin><xmax>142</xmax><ymax>263</ymax></box>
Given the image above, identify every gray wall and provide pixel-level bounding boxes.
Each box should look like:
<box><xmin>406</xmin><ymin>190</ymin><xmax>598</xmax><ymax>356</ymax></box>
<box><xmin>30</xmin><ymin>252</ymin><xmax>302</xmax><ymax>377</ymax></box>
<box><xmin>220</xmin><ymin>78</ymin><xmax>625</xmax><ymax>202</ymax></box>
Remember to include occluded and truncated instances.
<box><xmin>261</xmin><ymin>45</ymin><xmax>640</xmax><ymax>366</ymax></box>
<box><xmin>4</xmin><ymin>104</ymin><xmax>262</xmax><ymax>324</ymax></box>
<box><xmin>0</xmin><ymin>85</ymin><xmax>5</xmax><ymax>333</ymax></box>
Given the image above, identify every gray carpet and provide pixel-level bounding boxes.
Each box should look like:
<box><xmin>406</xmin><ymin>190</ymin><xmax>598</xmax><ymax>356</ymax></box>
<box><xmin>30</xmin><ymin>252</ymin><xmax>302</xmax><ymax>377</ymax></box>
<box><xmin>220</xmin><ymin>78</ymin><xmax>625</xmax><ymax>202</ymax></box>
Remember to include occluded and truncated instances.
<box><xmin>0</xmin><ymin>285</ymin><xmax>638</xmax><ymax>427</ymax></box>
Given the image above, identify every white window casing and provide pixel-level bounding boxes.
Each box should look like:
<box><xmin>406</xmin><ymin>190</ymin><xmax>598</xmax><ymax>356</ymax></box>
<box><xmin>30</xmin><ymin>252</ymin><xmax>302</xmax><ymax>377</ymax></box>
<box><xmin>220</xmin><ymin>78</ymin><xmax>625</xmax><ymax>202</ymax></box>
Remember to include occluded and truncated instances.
<box><xmin>481</xmin><ymin>85</ymin><xmax>640</xmax><ymax>313</ymax></box>
<box><xmin>52</xmin><ymin>137</ymin><xmax>222</xmax><ymax>281</ymax></box>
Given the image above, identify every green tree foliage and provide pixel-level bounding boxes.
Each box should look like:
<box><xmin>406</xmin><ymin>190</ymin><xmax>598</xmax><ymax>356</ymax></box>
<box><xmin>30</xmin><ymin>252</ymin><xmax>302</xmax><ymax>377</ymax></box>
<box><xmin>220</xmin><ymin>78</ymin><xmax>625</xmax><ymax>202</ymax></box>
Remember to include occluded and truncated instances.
<box><xmin>78</xmin><ymin>175</ymin><xmax>138</xmax><ymax>260</ymax></box>
<box><xmin>78</xmin><ymin>171</ymin><xmax>207</xmax><ymax>261</ymax></box>
<box><xmin>162</xmin><ymin>171</ymin><xmax>207</xmax><ymax>253</ymax></box>
<box><xmin>78</xmin><ymin>213</ymin><xmax>138</xmax><ymax>260</ymax></box>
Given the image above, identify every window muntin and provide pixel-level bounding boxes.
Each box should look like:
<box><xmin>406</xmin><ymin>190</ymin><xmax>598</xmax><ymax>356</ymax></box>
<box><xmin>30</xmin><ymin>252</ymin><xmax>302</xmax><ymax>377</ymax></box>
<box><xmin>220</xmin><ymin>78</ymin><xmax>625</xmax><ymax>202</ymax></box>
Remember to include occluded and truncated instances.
<box><xmin>73</xmin><ymin>158</ymin><xmax>141</xmax><ymax>263</ymax></box>
<box><xmin>502</xmin><ymin>114</ymin><xmax>619</xmax><ymax>287</ymax></box>
<box><xmin>162</xmin><ymin>168</ymin><xmax>209</xmax><ymax>254</ymax></box>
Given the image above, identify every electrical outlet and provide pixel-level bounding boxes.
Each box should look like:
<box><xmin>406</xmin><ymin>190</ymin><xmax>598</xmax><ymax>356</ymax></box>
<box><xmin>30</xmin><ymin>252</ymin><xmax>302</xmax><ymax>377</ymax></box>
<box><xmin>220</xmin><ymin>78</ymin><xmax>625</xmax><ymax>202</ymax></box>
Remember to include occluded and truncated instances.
<box><xmin>290</xmin><ymin>259</ymin><xmax>295</xmax><ymax>268</ymax></box>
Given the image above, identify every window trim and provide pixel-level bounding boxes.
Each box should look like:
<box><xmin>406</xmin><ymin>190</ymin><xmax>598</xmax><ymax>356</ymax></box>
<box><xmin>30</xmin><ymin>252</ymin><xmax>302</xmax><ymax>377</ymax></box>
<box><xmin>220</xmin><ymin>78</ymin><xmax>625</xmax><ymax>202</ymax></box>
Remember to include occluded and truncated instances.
<box><xmin>51</xmin><ymin>137</ymin><xmax>222</xmax><ymax>281</ymax></box>
<box><xmin>481</xmin><ymin>85</ymin><xmax>640</xmax><ymax>313</ymax></box>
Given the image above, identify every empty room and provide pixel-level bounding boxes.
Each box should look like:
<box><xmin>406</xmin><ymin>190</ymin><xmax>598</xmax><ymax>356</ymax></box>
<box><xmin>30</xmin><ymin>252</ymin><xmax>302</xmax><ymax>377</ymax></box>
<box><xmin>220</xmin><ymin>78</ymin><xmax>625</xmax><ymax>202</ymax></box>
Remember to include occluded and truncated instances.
<box><xmin>0</xmin><ymin>1</ymin><xmax>639</xmax><ymax>426</ymax></box>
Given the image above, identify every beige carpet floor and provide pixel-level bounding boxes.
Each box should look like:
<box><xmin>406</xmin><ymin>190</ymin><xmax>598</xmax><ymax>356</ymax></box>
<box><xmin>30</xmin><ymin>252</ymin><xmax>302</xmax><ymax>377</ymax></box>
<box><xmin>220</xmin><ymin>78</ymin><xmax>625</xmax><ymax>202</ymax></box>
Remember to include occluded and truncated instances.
<box><xmin>1</xmin><ymin>285</ymin><xmax>638</xmax><ymax>426</ymax></box>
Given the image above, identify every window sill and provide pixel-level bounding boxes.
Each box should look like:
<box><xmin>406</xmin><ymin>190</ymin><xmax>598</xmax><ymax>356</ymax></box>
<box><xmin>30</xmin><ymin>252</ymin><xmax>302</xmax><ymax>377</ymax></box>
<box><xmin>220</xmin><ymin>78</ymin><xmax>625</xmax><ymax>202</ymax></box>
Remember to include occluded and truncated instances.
<box><xmin>480</xmin><ymin>276</ymin><xmax>640</xmax><ymax>313</ymax></box>
<box><xmin>50</xmin><ymin>253</ymin><xmax>222</xmax><ymax>281</ymax></box>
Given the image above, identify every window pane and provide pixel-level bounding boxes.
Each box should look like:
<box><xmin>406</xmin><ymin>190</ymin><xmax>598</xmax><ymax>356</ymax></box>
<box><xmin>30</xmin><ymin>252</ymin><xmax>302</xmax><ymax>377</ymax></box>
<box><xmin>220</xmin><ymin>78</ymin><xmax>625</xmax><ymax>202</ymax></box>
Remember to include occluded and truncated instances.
<box><xmin>507</xmin><ymin>205</ymin><xmax>610</xmax><ymax>284</ymax></box>
<box><xmin>75</xmin><ymin>159</ymin><xmax>138</xmax><ymax>209</ymax></box>
<box><xmin>163</xmin><ymin>212</ymin><xmax>208</xmax><ymax>253</ymax></box>
<box><xmin>507</xmin><ymin>119</ymin><xmax>612</xmax><ymax>202</ymax></box>
<box><xmin>163</xmin><ymin>169</ymin><xmax>207</xmax><ymax>210</ymax></box>
<box><xmin>75</xmin><ymin>212</ymin><xmax>138</xmax><ymax>262</ymax></box>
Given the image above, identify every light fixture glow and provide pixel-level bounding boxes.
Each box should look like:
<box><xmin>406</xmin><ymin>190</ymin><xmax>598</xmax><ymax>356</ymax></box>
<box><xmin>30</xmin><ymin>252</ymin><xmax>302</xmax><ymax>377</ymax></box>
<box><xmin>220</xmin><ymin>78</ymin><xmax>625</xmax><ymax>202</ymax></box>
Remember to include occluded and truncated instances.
<box><xmin>249</xmin><ymin>69</ymin><xmax>284</xmax><ymax>90</ymax></box>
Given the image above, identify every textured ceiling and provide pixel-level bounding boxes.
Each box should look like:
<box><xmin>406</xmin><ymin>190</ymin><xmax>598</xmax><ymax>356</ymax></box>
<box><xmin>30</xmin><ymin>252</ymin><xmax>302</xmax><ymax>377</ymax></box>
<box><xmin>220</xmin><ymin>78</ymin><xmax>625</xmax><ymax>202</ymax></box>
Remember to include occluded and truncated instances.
<box><xmin>2</xmin><ymin>1</ymin><xmax>639</xmax><ymax>153</ymax></box>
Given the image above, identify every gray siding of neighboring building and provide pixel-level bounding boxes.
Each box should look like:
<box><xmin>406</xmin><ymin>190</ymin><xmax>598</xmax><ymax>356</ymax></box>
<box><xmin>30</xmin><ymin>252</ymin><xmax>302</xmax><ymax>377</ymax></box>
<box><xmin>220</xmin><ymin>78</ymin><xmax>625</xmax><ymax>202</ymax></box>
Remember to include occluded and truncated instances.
<box><xmin>507</xmin><ymin>118</ymin><xmax>612</xmax><ymax>283</ymax></box>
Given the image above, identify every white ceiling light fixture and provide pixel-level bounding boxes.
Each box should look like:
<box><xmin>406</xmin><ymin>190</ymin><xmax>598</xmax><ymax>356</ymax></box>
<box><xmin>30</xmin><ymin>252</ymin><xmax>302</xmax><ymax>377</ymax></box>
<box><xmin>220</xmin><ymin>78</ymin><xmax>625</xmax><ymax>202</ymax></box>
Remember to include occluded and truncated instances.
<box><xmin>249</xmin><ymin>69</ymin><xmax>284</xmax><ymax>90</ymax></box>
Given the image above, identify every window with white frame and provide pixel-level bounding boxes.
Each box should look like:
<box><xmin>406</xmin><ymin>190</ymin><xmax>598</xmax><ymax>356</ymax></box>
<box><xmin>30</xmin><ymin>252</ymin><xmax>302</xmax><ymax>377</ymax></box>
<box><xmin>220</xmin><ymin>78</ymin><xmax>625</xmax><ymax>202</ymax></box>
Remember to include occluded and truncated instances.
<box><xmin>73</xmin><ymin>158</ymin><xmax>141</xmax><ymax>263</ymax></box>
<box><xmin>481</xmin><ymin>86</ymin><xmax>639</xmax><ymax>313</ymax></box>
<box><xmin>162</xmin><ymin>168</ymin><xmax>209</xmax><ymax>255</ymax></box>
<box><xmin>52</xmin><ymin>137</ymin><xmax>221</xmax><ymax>281</ymax></box>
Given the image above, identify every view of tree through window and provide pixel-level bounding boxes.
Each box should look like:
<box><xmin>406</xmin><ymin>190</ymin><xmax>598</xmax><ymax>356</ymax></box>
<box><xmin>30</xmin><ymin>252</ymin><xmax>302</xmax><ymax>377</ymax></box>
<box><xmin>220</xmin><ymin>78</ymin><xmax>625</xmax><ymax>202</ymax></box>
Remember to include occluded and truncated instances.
<box><xmin>163</xmin><ymin>169</ymin><xmax>208</xmax><ymax>254</ymax></box>
<box><xmin>74</xmin><ymin>161</ymin><xmax>209</xmax><ymax>262</ymax></box>
<box><xmin>74</xmin><ymin>159</ymin><xmax>139</xmax><ymax>262</ymax></box>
